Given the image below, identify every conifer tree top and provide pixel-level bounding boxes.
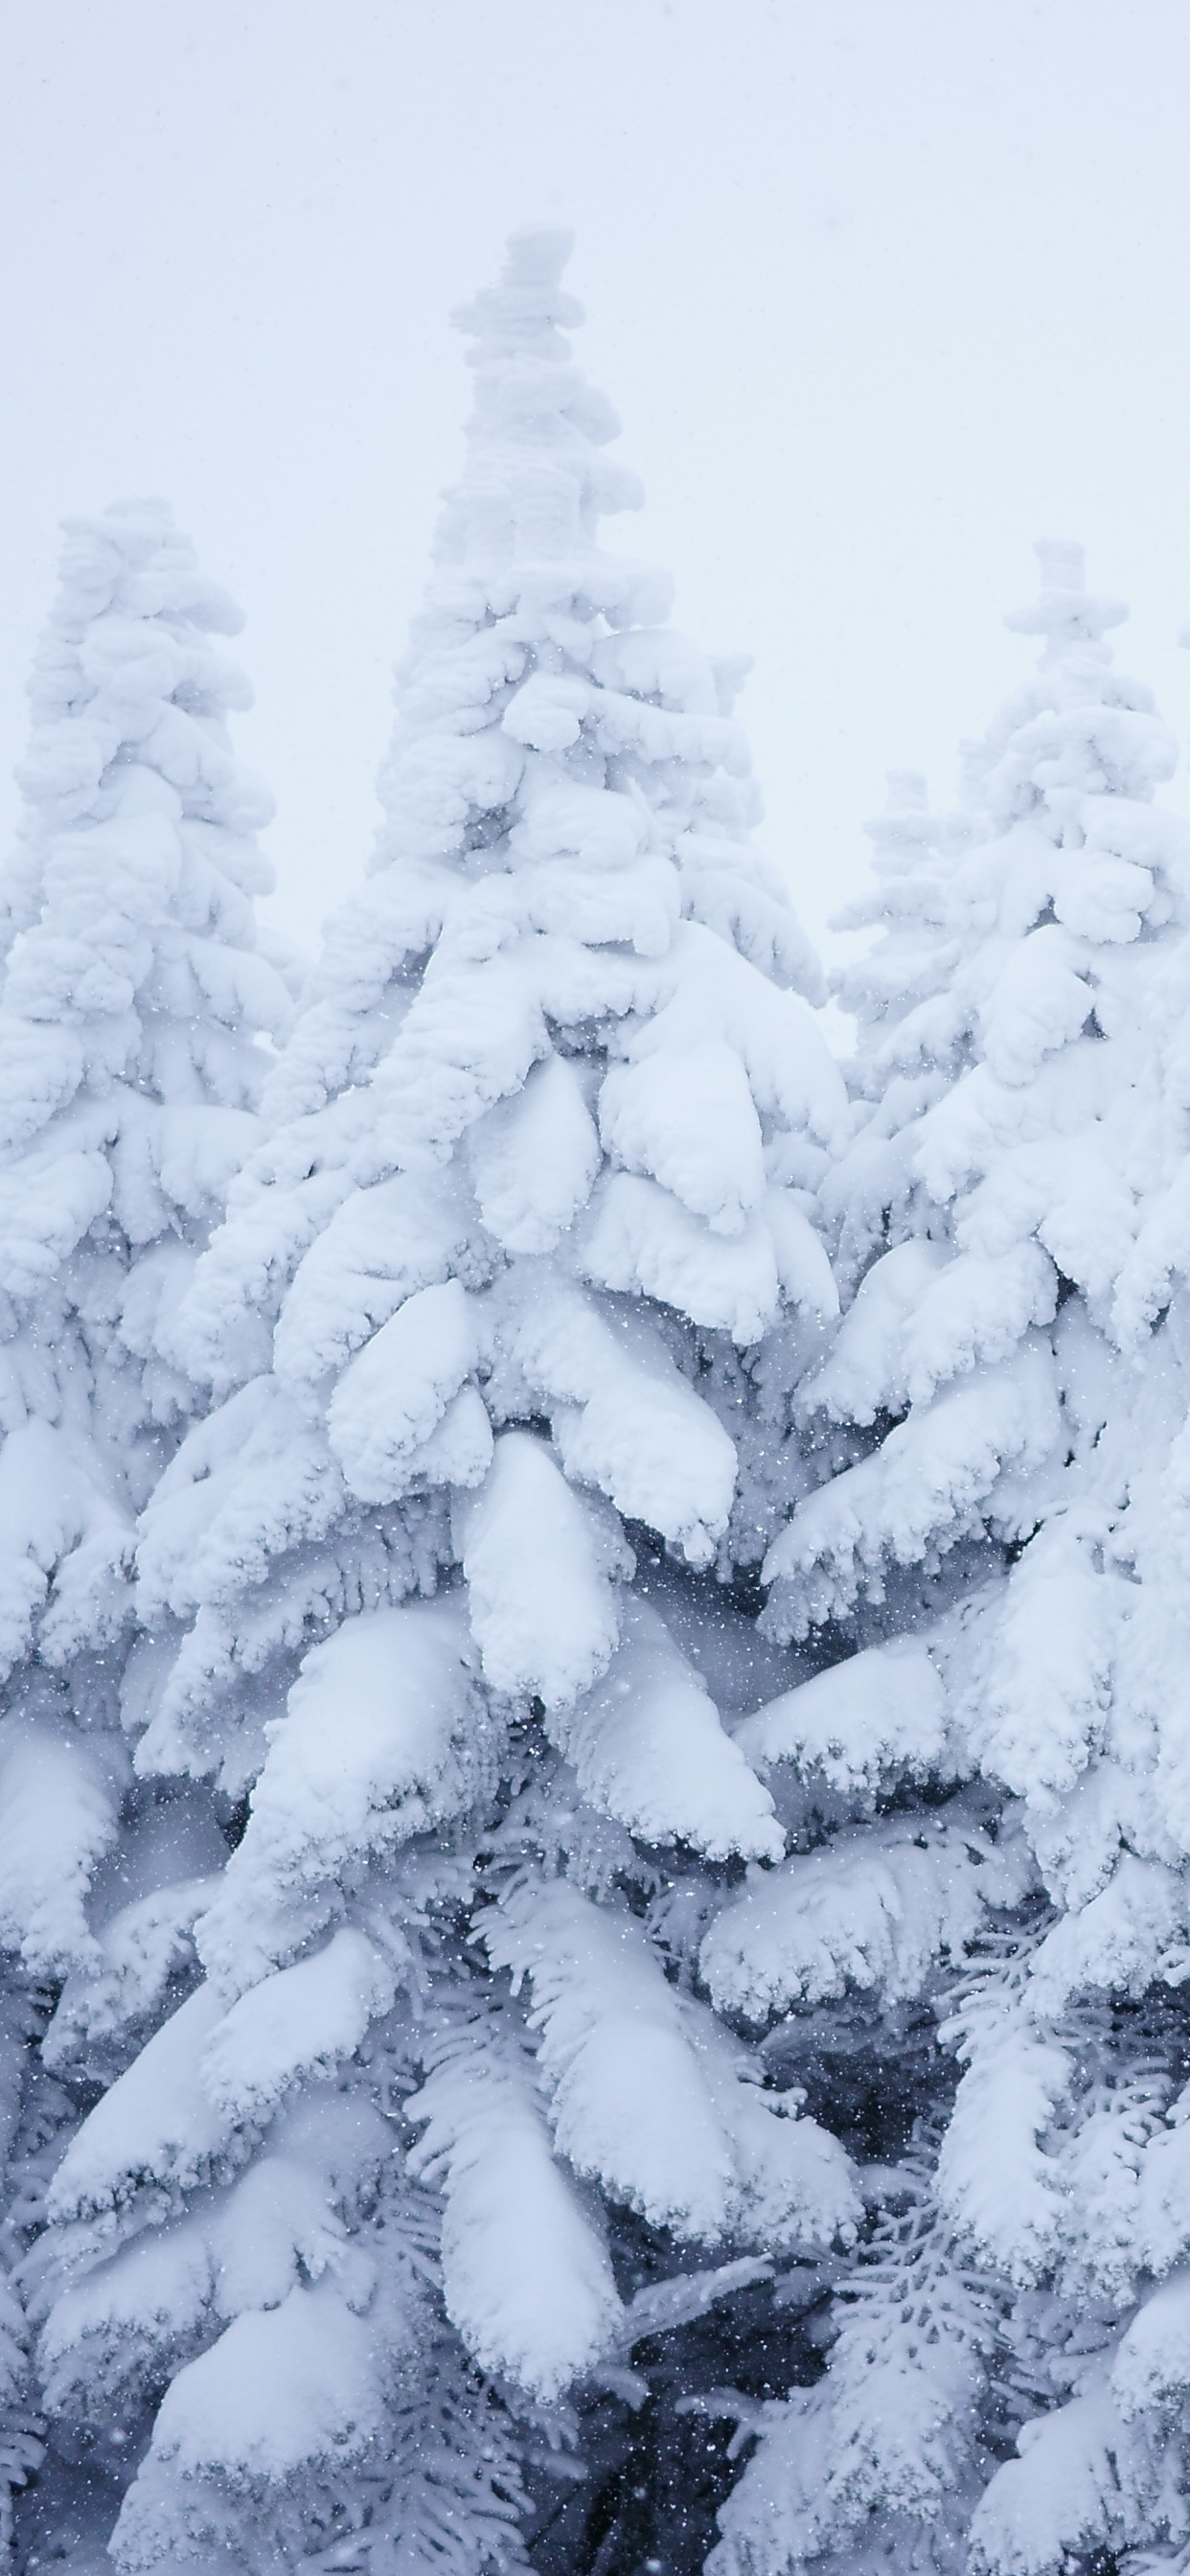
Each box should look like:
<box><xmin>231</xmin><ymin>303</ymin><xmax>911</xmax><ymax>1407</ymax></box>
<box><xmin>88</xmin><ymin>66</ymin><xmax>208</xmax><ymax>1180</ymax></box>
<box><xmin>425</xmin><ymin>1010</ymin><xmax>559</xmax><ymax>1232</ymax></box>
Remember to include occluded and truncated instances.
<box><xmin>14</xmin><ymin>495</ymin><xmax>263</xmax><ymax>839</ymax></box>
<box><xmin>443</xmin><ymin>220</ymin><xmax>640</xmax><ymax>554</ymax></box>
<box><xmin>0</xmin><ymin>496</ymin><xmax>287</xmax><ymax>1184</ymax></box>
<box><xmin>452</xmin><ymin>220</ymin><xmax>584</xmax><ymax>360</ymax></box>
<box><xmin>1005</xmin><ymin>537</ymin><xmax>1127</xmax><ymax>660</ymax></box>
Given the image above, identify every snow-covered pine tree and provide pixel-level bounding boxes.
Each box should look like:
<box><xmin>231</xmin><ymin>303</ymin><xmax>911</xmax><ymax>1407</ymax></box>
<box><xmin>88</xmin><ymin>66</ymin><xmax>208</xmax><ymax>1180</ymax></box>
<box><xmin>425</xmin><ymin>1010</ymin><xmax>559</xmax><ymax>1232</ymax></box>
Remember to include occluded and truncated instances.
<box><xmin>708</xmin><ymin>546</ymin><xmax>1190</xmax><ymax>2576</ymax></box>
<box><xmin>0</xmin><ymin>498</ymin><xmax>295</xmax><ymax>2561</ymax></box>
<box><xmin>26</xmin><ymin>229</ymin><xmax>864</xmax><ymax>2576</ymax></box>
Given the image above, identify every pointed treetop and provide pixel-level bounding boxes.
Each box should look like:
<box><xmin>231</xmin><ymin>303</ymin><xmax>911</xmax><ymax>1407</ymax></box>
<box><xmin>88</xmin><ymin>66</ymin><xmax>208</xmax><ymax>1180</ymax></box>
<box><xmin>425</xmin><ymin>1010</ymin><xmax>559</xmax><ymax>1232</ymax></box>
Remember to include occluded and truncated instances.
<box><xmin>451</xmin><ymin>223</ymin><xmax>583</xmax><ymax>364</ymax></box>
<box><xmin>14</xmin><ymin>497</ymin><xmax>266</xmax><ymax>842</ymax></box>
<box><xmin>427</xmin><ymin>226</ymin><xmax>645</xmax><ymax>589</ymax></box>
<box><xmin>883</xmin><ymin>768</ymin><xmax>929</xmax><ymax>810</ymax></box>
<box><xmin>858</xmin><ymin>772</ymin><xmax>980</xmax><ymax>880</ymax></box>
<box><xmin>0</xmin><ymin>495</ymin><xmax>288</xmax><ymax>1176</ymax></box>
<box><xmin>859</xmin><ymin>771</ymin><xmax>937</xmax><ymax>877</ymax></box>
<box><xmin>52</xmin><ymin>495</ymin><xmax>243</xmax><ymax>633</ymax></box>
<box><xmin>1005</xmin><ymin>537</ymin><xmax>1128</xmax><ymax>663</ymax></box>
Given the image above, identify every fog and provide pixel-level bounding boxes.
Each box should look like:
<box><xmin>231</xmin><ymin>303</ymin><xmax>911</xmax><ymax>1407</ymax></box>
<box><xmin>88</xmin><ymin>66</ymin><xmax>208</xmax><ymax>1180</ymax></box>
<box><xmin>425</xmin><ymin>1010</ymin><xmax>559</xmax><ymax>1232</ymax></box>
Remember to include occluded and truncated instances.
<box><xmin>4</xmin><ymin>0</ymin><xmax>1189</xmax><ymax>978</ymax></box>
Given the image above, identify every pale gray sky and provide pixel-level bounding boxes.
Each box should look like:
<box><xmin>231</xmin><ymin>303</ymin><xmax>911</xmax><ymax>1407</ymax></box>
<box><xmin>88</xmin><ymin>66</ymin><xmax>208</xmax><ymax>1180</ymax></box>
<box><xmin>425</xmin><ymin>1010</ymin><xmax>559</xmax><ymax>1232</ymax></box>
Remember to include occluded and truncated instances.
<box><xmin>3</xmin><ymin>0</ymin><xmax>1190</xmax><ymax>981</ymax></box>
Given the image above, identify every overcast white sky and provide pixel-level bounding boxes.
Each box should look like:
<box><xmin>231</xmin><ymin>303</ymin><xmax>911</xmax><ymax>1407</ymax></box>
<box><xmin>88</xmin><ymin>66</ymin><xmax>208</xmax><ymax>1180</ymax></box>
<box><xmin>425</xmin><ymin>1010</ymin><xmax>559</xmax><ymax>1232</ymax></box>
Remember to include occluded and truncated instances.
<box><xmin>4</xmin><ymin>0</ymin><xmax>1190</xmax><ymax>983</ymax></box>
